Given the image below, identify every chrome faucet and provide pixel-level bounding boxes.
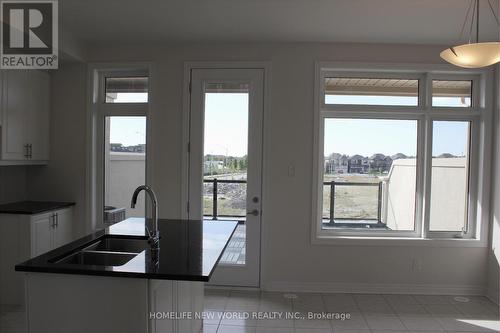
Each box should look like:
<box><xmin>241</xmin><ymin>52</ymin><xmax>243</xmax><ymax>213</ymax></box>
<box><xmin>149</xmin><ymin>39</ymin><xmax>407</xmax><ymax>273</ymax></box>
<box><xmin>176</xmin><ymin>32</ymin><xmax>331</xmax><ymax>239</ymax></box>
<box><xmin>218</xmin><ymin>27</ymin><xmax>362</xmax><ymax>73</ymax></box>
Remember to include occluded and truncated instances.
<box><xmin>131</xmin><ymin>185</ymin><xmax>160</xmax><ymax>252</ymax></box>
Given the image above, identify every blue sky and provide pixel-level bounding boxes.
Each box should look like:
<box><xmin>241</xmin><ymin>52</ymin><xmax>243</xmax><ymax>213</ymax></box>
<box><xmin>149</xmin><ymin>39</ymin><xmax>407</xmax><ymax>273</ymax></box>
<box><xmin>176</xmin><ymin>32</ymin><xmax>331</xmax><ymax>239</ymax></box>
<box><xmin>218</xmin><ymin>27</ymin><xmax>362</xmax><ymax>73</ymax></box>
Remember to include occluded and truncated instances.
<box><xmin>109</xmin><ymin>116</ymin><xmax>146</xmax><ymax>146</ymax></box>
<box><xmin>204</xmin><ymin>93</ymin><xmax>248</xmax><ymax>157</ymax></box>
<box><xmin>324</xmin><ymin>118</ymin><xmax>469</xmax><ymax>157</ymax></box>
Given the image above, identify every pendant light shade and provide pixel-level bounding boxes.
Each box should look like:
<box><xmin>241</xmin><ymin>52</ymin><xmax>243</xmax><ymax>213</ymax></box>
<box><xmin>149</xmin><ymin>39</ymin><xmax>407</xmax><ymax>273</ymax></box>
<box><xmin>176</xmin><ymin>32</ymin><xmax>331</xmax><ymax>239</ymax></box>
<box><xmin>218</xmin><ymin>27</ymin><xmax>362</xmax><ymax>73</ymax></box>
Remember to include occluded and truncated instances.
<box><xmin>440</xmin><ymin>42</ymin><xmax>500</xmax><ymax>68</ymax></box>
<box><xmin>441</xmin><ymin>0</ymin><xmax>500</xmax><ymax>68</ymax></box>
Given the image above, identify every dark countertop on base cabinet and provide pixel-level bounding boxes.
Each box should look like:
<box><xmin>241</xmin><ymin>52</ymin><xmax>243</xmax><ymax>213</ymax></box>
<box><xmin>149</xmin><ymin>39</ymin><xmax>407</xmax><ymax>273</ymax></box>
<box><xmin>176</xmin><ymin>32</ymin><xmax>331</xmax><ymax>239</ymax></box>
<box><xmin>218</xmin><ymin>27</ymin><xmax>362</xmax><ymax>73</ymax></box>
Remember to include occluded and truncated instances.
<box><xmin>0</xmin><ymin>201</ymin><xmax>76</xmax><ymax>215</ymax></box>
<box><xmin>15</xmin><ymin>218</ymin><xmax>238</xmax><ymax>282</ymax></box>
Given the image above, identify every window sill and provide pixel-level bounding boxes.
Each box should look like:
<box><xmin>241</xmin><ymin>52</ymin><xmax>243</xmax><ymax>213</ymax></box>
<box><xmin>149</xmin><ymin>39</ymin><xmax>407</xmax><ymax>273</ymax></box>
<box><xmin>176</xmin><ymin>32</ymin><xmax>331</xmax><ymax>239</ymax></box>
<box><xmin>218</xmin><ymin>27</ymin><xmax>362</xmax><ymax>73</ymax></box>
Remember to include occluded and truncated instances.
<box><xmin>312</xmin><ymin>235</ymin><xmax>487</xmax><ymax>248</ymax></box>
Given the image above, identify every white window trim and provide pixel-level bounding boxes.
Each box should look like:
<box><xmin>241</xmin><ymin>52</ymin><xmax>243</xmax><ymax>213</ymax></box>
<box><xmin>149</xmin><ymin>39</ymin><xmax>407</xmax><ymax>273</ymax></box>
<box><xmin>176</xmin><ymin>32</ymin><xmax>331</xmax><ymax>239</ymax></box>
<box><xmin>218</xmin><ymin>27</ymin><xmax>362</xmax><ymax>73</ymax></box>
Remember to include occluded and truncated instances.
<box><xmin>86</xmin><ymin>63</ymin><xmax>154</xmax><ymax>233</ymax></box>
<box><xmin>311</xmin><ymin>62</ymin><xmax>493</xmax><ymax>247</ymax></box>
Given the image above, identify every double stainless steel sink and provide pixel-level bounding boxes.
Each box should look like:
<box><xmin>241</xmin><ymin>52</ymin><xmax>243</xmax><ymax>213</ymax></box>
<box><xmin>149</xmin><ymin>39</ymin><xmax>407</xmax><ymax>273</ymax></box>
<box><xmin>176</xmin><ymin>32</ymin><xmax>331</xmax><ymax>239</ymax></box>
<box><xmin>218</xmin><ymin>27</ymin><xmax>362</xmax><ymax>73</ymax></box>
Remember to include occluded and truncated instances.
<box><xmin>53</xmin><ymin>236</ymin><xmax>149</xmax><ymax>267</ymax></box>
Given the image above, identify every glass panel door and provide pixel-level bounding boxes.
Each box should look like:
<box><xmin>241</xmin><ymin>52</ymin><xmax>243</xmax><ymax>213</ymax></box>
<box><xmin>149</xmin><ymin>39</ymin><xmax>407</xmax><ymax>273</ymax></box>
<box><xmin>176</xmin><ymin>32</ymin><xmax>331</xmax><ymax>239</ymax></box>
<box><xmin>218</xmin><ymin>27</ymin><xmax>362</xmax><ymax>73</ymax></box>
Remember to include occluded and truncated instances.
<box><xmin>189</xmin><ymin>69</ymin><xmax>264</xmax><ymax>287</ymax></box>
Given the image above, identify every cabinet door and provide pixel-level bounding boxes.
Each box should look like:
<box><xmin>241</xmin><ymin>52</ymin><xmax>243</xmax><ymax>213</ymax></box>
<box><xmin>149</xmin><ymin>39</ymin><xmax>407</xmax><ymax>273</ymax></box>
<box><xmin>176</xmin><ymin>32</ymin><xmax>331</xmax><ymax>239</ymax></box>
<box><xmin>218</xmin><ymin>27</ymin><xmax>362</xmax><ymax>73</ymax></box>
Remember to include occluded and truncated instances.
<box><xmin>31</xmin><ymin>213</ymin><xmax>53</xmax><ymax>257</ymax></box>
<box><xmin>1</xmin><ymin>70</ymin><xmax>29</xmax><ymax>160</ymax></box>
<box><xmin>53</xmin><ymin>208</ymin><xmax>72</xmax><ymax>248</ymax></box>
<box><xmin>27</xmin><ymin>70</ymin><xmax>50</xmax><ymax>161</ymax></box>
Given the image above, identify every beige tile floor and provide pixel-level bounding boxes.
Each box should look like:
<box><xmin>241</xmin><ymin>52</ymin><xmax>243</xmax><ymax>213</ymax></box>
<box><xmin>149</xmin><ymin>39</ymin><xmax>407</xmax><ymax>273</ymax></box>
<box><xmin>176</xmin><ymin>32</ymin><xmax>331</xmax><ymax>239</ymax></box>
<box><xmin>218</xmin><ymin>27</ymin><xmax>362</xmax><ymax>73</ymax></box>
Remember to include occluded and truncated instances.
<box><xmin>1</xmin><ymin>290</ymin><xmax>499</xmax><ymax>332</ymax></box>
<box><xmin>203</xmin><ymin>290</ymin><xmax>500</xmax><ymax>333</ymax></box>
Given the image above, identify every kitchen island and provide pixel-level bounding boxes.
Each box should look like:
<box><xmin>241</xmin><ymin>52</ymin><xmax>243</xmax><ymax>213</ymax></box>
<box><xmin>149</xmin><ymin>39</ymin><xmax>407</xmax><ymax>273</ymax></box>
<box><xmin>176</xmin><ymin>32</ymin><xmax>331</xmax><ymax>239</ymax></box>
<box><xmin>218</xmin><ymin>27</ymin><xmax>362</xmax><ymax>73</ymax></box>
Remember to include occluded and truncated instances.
<box><xmin>15</xmin><ymin>217</ymin><xmax>237</xmax><ymax>333</ymax></box>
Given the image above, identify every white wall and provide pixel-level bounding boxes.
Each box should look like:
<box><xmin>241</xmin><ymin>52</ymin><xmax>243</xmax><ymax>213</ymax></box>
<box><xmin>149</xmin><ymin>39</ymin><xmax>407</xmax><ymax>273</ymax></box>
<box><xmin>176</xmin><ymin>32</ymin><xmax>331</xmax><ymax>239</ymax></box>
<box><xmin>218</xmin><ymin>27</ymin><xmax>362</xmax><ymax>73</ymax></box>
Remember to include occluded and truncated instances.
<box><xmin>385</xmin><ymin>158</ymin><xmax>468</xmax><ymax>232</ymax></box>
<box><xmin>35</xmin><ymin>42</ymin><xmax>491</xmax><ymax>294</ymax></box>
<box><xmin>487</xmin><ymin>66</ymin><xmax>500</xmax><ymax>304</ymax></box>
<box><xmin>105</xmin><ymin>153</ymin><xmax>146</xmax><ymax>218</ymax></box>
<box><xmin>384</xmin><ymin>159</ymin><xmax>416</xmax><ymax>231</ymax></box>
<box><xmin>429</xmin><ymin>158</ymin><xmax>468</xmax><ymax>232</ymax></box>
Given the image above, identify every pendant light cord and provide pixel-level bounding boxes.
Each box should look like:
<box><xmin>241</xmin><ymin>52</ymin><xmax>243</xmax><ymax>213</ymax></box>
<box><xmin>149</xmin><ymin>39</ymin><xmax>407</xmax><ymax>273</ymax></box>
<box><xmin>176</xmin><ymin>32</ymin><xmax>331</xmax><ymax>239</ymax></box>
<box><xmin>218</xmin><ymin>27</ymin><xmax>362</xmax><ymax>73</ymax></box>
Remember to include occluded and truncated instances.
<box><xmin>487</xmin><ymin>0</ymin><xmax>500</xmax><ymax>27</ymax></box>
<box><xmin>468</xmin><ymin>0</ymin><xmax>478</xmax><ymax>43</ymax></box>
<box><xmin>456</xmin><ymin>0</ymin><xmax>500</xmax><ymax>45</ymax></box>
<box><xmin>488</xmin><ymin>0</ymin><xmax>500</xmax><ymax>41</ymax></box>
<box><xmin>457</xmin><ymin>0</ymin><xmax>474</xmax><ymax>43</ymax></box>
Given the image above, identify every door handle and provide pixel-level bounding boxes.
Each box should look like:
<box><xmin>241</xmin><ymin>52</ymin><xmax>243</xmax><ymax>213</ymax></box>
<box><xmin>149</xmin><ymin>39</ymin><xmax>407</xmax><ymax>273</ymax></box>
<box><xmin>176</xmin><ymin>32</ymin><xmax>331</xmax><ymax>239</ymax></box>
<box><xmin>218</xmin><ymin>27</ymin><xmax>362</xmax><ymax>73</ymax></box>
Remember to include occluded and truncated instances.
<box><xmin>246</xmin><ymin>209</ymin><xmax>259</xmax><ymax>217</ymax></box>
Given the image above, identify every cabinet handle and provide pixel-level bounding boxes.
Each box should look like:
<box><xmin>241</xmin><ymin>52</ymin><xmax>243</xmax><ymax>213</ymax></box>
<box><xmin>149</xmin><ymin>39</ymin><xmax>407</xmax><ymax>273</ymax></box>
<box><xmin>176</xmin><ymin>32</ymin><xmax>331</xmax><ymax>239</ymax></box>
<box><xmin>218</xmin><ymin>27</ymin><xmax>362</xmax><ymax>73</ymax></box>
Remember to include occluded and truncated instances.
<box><xmin>24</xmin><ymin>144</ymin><xmax>29</xmax><ymax>159</ymax></box>
<box><xmin>51</xmin><ymin>214</ymin><xmax>56</xmax><ymax>228</ymax></box>
<box><xmin>55</xmin><ymin>213</ymin><xmax>59</xmax><ymax>227</ymax></box>
<box><xmin>28</xmin><ymin>144</ymin><xmax>32</xmax><ymax>159</ymax></box>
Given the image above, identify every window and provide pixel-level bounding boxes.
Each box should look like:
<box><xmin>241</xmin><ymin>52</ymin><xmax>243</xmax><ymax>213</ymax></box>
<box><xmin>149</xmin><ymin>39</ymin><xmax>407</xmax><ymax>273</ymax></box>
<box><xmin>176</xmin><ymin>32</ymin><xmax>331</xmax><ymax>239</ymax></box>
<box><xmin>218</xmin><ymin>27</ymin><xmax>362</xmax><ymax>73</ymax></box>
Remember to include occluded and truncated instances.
<box><xmin>324</xmin><ymin>77</ymin><xmax>419</xmax><ymax>106</ymax></box>
<box><xmin>429</xmin><ymin>121</ymin><xmax>470</xmax><ymax>232</ymax></box>
<box><xmin>89</xmin><ymin>68</ymin><xmax>150</xmax><ymax>231</ymax></box>
<box><xmin>322</xmin><ymin>119</ymin><xmax>418</xmax><ymax>232</ymax></box>
<box><xmin>104</xmin><ymin>116</ymin><xmax>147</xmax><ymax>224</ymax></box>
<box><xmin>105</xmin><ymin>77</ymin><xmax>148</xmax><ymax>103</ymax></box>
<box><xmin>315</xmin><ymin>66</ymin><xmax>487</xmax><ymax>241</ymax></box>
<box><xmin>432</xmin><ymin>80</ymin><xmax>472</xmax><ymax>108</ymax></box>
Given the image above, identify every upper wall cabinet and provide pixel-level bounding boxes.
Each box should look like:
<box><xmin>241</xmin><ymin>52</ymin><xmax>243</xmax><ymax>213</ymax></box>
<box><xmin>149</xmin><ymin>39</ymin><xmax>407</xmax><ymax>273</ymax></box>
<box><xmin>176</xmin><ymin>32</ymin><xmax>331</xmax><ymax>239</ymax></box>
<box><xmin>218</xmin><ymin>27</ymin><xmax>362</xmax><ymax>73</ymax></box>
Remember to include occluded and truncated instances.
<box><xmin>0</xmin><ymin>70</ymin><xmax>50</xmax><ymax>165</ymax></box>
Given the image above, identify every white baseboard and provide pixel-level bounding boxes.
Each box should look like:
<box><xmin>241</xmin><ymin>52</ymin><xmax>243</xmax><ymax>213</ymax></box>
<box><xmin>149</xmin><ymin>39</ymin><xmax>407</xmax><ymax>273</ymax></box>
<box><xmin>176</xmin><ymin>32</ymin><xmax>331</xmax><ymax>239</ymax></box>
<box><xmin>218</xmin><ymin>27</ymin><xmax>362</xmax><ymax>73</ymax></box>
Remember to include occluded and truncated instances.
<box><xmin>205</xmin><ymin>284</ymin><xmax>261</xmax><ymax>292</ymax></box>
<box><xmin>264</xmin><ymin>281</ymin><xmax>485</xmax><ymax>296</ymax></box>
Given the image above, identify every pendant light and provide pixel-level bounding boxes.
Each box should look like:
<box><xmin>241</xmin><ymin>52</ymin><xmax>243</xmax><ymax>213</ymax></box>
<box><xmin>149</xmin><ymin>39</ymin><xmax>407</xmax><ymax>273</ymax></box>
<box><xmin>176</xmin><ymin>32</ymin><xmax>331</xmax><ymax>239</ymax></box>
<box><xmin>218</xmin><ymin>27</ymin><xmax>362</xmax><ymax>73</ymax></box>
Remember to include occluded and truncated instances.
<box><xmin>440</xmin><ymin>0</ymin><xmax>500</xmax><ymax>68</ymax></box>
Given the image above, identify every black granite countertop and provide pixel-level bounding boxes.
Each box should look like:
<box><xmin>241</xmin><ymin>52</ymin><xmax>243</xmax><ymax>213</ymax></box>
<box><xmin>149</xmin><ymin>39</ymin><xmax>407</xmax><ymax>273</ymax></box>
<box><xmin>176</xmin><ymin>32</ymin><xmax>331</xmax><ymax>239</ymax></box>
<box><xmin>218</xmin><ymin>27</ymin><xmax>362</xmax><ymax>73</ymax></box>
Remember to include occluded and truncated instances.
<box><xmin>0</xmin><ymin>201</ymin><xmax>76</xmax><ymax>214</ymax></box>
<box><xmin>15</xmin><ymin>218</ymin><xmax>238</xmax><ymax>282</ymax></box>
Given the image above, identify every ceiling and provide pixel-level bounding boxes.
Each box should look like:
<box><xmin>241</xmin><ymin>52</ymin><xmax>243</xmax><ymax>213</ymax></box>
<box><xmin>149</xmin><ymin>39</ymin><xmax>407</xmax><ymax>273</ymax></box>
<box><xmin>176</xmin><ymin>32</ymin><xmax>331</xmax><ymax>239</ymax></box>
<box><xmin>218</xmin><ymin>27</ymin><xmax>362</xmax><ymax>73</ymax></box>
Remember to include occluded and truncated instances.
<box><xmin>60</xmin><ymin>0</ymin><xmax>500</xmax><ymax>45</ymax></box>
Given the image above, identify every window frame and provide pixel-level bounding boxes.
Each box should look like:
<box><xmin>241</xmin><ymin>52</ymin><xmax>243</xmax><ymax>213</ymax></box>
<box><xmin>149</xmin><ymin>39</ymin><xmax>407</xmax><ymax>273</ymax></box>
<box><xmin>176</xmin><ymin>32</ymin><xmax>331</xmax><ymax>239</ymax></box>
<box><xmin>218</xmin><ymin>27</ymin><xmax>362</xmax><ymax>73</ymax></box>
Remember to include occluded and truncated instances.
<box><xmin>87</xmin><ymin>65</ymin><xmax>153</xmax><ymax>232</ymax></box>
<box><xmin>312</xmin><ymin>62</ymin><xmax>492</xmax><ymax>245</ymax></box>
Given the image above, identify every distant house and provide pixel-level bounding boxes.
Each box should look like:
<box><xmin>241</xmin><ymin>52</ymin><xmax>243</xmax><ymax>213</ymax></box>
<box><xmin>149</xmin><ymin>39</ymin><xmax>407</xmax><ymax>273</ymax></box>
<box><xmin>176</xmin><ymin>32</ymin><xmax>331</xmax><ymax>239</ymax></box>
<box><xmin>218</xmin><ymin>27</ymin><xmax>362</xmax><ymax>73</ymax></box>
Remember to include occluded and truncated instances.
<box><xmin>110</xmin><ymin>143</ymin><xmax>123</xmax><ymax>151</ymax></box>
<box><xmin>110</xmin><ymin>143</ymin><xmax>145</xmax><ymax>153</ymax></box>
<box><xmin>326</xmin><ymin>152</ymin><xmax>403</xmax><ymax>174</ymax></box>
<box><xmin>325</xmin><ymin>153</ymin><xmax>349</xmax><ymax>174</ymax></box>
<box><xmin>348</xmin><ymin>154</ymin><xmax>369</xmax><ymax>173</ymax></box>
<box><xmin>369</xmin><ymin>153</ymin><xmax>392</xmax><ymax>173</ymax></box>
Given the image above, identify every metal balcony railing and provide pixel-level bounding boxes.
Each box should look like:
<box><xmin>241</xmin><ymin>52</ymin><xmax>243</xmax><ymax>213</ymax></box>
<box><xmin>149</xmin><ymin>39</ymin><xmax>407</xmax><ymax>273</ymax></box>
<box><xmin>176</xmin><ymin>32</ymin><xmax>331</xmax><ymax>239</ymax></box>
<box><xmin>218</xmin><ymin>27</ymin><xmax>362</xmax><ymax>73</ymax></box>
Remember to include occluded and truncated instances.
<box><xmin>323</xmin><ymin>181</ymin><xmax>387</xmax><ymax>229</ymax></box>
<box><xmin>203</xmin><ymin>178</ymin><xmax>247</xmax><ymax>220</ymax></box>
<box><xmin>203</xmin><ymin>178</ymin><xmax>387</xmax><ymax>228</ymax></box>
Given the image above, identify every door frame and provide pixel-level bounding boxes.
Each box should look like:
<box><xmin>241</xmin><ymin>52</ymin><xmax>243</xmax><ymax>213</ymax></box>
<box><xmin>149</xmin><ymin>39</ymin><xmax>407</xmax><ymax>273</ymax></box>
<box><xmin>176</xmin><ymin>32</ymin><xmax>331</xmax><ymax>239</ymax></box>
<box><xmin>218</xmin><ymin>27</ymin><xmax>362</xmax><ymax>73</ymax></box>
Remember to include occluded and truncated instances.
<box><xmin>181</xmin><ymin>62</ymin><xmax>271</xmax><ymax>288</ymax></box>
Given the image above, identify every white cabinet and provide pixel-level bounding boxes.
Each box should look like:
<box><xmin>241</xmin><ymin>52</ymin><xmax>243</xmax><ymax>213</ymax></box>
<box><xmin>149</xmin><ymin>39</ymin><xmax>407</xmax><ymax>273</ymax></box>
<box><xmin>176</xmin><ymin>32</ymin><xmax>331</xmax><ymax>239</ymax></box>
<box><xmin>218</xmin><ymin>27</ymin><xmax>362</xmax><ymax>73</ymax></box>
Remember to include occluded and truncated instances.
<box><xmin>31</xmin><ymin>213</ymin><xmax>53</xmax><ymax>258</ymax></box>
<box><xmin>24</xmin><ymin>274</ymin><xmax>204</xmax><ymax>333</ymax></box>
<box><xmin>0</xmin><ymin>207</ymin><xmax>73</xmax><ymax>305</ymax></box>
<box><xmin>0</xmin><ymin>69</ymin><xmax>50</xmax><ymax>164</ymax></box>
<box><xmin>30</xmin><ymin>208</ymin><xmax>73</xmax><ymax>257</ymax></box>
<box><xmin>52</xmin><ymin>208</ymin><xmax>72</xmax><ymax>249</ymax></box>
<box><xmin>27</xmin><ymin>70</ymin><xmax>50</xmax><ymax>161</ymax></box>
<box><xmin>1</xmin><ymin>70</ymin><xmax>27</xmax><ymax>160</ymax></box>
